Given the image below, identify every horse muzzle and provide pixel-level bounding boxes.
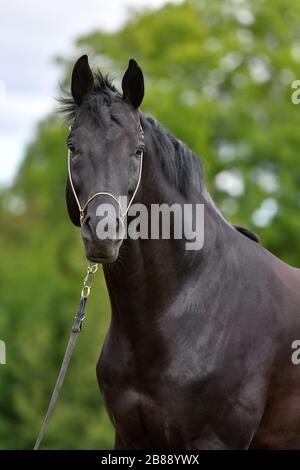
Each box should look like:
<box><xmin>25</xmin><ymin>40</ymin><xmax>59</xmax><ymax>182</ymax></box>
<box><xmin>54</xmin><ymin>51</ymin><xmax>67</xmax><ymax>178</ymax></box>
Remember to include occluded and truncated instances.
<box><xmin>81</xmin><ymin>209</ymin><xmax>124</xmax><ymax>264</ymax></box>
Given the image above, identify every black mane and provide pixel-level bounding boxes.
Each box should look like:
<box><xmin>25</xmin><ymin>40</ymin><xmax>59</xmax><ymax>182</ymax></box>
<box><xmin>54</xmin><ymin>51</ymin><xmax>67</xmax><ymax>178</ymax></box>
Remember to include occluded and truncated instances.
<box><xmin>141</xmin><ymin>115</ymin><xmax>204</xmax><ymax>196</ymax></box>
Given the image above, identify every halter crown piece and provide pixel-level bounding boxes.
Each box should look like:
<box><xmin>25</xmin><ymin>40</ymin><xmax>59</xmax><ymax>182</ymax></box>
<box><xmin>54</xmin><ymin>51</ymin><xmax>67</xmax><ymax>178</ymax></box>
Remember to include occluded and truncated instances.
<box><xmin>68</xmin><ymin>124</ymin><xmax>144</xmax><ymax>225</ymax></box>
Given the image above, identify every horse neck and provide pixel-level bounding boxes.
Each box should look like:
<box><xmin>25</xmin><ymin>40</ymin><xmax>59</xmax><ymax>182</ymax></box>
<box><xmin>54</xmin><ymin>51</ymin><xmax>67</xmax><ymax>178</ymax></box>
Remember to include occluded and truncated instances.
<box><xmin>103</xmin><ymin>118</ymin><xmax>230</xmax><ymax>325</ymax></box>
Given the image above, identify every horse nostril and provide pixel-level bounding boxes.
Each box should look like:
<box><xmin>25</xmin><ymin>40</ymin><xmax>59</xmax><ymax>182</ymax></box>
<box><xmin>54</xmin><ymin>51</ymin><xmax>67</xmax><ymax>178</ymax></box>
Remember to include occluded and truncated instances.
<box><xmin>82</xmin><ymin>213</ymin><xmax>123</xmax><ymax>243</ymax></box>
<box><xmin>82</xmin><ymin>215</ymin><xmax>93</xmax><ymax>241</ymax></box>
<box><xmin>86</xmin><ymin>216</ymin><xmax>93</xmax><ymax>232</ymax></box>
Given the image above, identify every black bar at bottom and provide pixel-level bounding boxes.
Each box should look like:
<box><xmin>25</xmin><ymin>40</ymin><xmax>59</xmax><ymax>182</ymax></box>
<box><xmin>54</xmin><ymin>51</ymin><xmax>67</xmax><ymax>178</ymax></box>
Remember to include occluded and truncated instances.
<box><xmin>0</xmin><ymin>450</ymin><xmax>299</xmax><ymax>467</ymax></box>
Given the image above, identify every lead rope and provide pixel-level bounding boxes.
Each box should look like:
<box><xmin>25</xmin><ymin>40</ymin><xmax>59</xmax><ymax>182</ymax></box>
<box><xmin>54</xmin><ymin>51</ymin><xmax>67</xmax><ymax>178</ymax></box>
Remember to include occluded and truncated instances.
<box><xmin>33</xmin><ymin>263</ymin><xmax>99</xmax><ymax>450</ymax></box>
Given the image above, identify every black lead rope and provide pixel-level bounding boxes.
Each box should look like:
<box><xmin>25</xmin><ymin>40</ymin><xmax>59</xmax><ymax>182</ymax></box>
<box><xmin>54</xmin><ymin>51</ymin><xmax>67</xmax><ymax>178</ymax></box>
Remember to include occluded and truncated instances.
<box><xmin>34</xmin><ymin>263</ymin><xmax>99</xmax><ymax>450</ymax></box>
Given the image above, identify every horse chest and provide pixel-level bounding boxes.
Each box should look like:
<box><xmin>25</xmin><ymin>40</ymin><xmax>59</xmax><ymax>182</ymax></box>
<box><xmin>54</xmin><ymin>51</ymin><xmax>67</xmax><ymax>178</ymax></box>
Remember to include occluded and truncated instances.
<box><xmin>114</xmin><ymin>387</ymin><xmax>170</xmax><ymax>445</ymax></box>
<box><xmin>98</xmin><ymin>359</ymin><xmax>182</xmax><ymax>448</ymax></box>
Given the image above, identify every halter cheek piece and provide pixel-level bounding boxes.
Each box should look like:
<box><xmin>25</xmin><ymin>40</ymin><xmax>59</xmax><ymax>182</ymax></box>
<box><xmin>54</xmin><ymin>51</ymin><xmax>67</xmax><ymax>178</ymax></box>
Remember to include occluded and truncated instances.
<box><xmin>67</xmin><ymin>124</ymin><xmax>144</xmax><ymax>225</ymax></box>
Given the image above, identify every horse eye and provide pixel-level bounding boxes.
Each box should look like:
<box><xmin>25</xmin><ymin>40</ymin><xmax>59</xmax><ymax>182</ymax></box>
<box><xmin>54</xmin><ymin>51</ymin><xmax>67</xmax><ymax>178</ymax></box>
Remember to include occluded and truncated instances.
<box><xmin>68</xmin><ymin>143</ymin><xmax>76</xmax><ymax>153</ymax></box>
<box><xmin>135</xmin><ymin>147</ymin><xmax>144</xmax><ymax>157</ymax></box>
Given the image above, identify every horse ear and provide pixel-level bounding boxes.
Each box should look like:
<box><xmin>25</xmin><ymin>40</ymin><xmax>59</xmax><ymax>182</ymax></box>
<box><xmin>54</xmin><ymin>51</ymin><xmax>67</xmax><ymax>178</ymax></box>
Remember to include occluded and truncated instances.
<box><xmin>122</xmin><ymin>59</ymin><xmax>144</xmax><ymax>109</ymax></box>
<box><xmin>66</xmin><ymin>176</ymin><xmax>81</xmax><ymax>227</ymax></box>
<box><xmin>71</xmin><ymin>55</ymin><xmax>94</xmax><ymax>105</ymax></box>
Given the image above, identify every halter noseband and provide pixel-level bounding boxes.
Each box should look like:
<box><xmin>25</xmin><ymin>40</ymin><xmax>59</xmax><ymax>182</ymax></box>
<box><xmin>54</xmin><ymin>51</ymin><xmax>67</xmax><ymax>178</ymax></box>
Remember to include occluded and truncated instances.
<box><xmin>68</xmin><ymin>124</ymin><xmax>144</xmax><ymax>225</ymax></box>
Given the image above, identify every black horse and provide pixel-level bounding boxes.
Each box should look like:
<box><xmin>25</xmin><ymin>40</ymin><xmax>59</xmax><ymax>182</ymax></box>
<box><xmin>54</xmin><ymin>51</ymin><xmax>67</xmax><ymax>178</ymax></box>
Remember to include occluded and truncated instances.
<box><xmin>62</xmin><ymin>55</ymin><xmax>300</xmax><ymax>449</ymax></box>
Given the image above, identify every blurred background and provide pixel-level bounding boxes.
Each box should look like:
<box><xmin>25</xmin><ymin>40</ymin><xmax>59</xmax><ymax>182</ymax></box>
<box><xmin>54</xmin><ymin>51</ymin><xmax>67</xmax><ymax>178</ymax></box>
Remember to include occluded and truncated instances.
<box><xmin>1</xmin><ymin>0</ymin><xmax>300</xmax><ymax>449</ymax></box>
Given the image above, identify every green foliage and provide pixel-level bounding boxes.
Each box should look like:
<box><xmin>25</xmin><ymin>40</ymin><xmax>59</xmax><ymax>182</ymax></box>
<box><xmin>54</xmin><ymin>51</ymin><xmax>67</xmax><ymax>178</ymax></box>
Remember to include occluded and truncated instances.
<box><xmin>1</xmin><ymin>0</ymin><xmax>300</xmax><ymax>449</ymax></box>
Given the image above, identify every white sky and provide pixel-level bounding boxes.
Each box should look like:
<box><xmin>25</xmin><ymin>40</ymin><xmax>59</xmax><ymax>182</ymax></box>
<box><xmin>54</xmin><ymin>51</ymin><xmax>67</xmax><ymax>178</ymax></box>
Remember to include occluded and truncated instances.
<box><xmin>0</xmin><ymin>0</ymin><xmax>181</xmax><ymax>187</ymax></box>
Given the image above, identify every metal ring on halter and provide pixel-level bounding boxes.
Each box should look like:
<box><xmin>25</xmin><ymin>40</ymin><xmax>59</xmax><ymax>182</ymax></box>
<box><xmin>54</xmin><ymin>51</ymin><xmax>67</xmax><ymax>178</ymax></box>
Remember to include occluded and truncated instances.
<box><xmin>67</xmin><ymin>124</ymin><xmax>144</xmax><ymax>225</ymax></box>
<box><xmin>81</xmin><ymin>286</ymin><xmax>90</xmax><ymax>298</ymax></box>
<box><xmin>88</xmin><ymin>263</ymin><xmax>99</xmax><ymax>274</ymax></box>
